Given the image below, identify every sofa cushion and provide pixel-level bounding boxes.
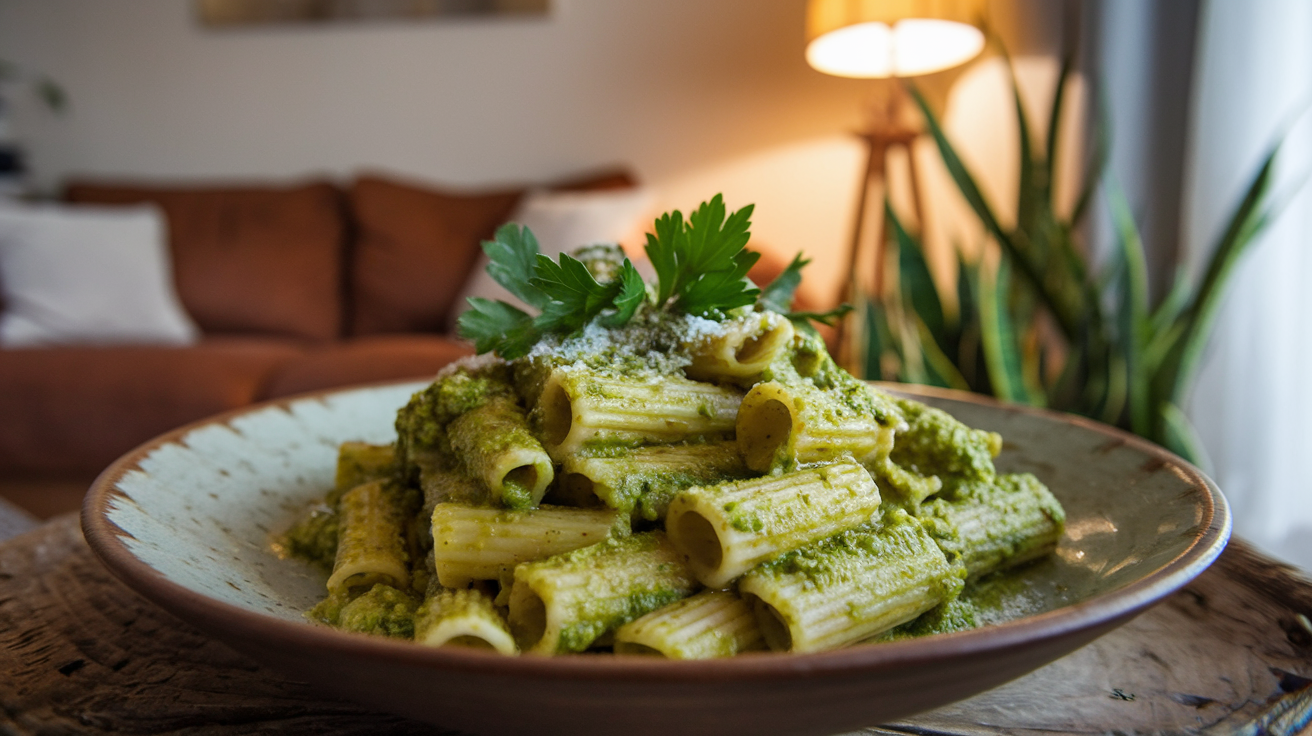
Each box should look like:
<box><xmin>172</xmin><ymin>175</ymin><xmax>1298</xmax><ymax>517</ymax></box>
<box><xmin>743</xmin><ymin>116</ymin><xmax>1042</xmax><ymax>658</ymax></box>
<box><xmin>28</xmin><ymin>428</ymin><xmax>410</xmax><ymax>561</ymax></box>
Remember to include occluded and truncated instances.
<box><xmin>347</xmin><ymin>175</ymin><xmax>522</xmax><ymax>336</ymax></box>
<box><xmin>347</xmin><ymin>168</ymin><xmax>639</xmax><ymax>336</ymax></box>
<box><xmin>262</xmin><ymin>334</ymin><xmax>474</xmax><ymax>399</ymax></box>
<box><xmin>0</xmin><ymin>338</ymin><xmax>304</xmax><ymax>475</ymax></box>
<box><xmin>64</xmin><ymin>180</ymin><xmax>346</xmax><ymax>341</ymax></box>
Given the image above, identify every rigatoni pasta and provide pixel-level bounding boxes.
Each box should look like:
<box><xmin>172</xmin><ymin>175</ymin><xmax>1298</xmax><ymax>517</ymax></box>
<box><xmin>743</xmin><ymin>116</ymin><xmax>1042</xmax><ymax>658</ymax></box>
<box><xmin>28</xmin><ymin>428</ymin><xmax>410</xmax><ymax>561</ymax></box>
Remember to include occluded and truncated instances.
<box><xmin>280</xmin><ymin>211</ymin><xmax>1066</xmax><ymax>658</ymax></box>
<box><xmin>664</xmin><ymin>460</ymin><xmax>882</xmax><ymax>588</ymax></box>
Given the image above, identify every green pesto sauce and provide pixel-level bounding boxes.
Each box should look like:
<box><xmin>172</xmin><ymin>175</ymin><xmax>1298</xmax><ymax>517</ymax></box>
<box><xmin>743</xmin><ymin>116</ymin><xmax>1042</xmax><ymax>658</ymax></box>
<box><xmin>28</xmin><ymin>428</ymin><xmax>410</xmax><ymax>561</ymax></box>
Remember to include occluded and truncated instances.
<box><xmin>281</xmin><ymin>503</ymin><xmax>339</xmax><ymax>570</ymax></box>
<box><xmin>889</xmin><ymin>398</ymin><xmax>997</xmax><ymax>485</ymax></box>
<box><xmin>333</xmin><ymin>584</ymin><xmax>419</xmax><ymax>639</ymax></box>
<box><xmin>394</xmin><ymin>361</ymin><xmax>516</xmax><ymax>477</ymax></box>
<box><xmin>556</xmin><ymin>587</ymin><xmax>687</xmax><ymax>653</ymax></box>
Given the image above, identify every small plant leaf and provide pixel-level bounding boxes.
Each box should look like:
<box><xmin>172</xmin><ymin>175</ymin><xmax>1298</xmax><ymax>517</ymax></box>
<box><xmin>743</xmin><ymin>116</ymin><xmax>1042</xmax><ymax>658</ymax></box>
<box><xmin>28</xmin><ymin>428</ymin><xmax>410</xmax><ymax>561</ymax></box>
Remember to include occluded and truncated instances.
<box><xmin>1156</xmin><ymin>143</ymin><xmax>1280</xmax><ymax>413</ymax></box>
<box><xmin>1107</xmin><ymin>181</ymin><xmax>1151</xmax><ymax>436</ymax></box>
<box><xmin>482</xmin><ymin>223</ymin><xmax>549</xmax><ymax>310</ymax></box>
<box><xmin>887</xmin><ymin>201</ymin><xmax>946</xmax><ymax>341</ymax></box>
<box><xmin>977</xmin><ymin>259</ymin><xmax>1030</xmax><ymax>404</ymax></box>
<box><xmin>758</xmin><ymin>253</ymin><xmax>809</xmax><ymax>314</ymax></box>
<box><xmin>909</xmin><ymin>83</ymin><xmax>1078</xmax><ymax>339</ymax></box>
<box><xmin>1161</xmin><ymin>401</ymin><xmax>1211</xmax><ymax>469</ymax></box>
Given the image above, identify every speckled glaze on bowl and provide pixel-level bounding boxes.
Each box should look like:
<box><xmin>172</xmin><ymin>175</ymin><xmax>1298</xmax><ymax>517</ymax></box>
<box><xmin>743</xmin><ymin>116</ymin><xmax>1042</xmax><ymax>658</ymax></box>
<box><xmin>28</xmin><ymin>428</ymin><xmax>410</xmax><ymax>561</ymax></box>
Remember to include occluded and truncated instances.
<box><xmin>82</xmin><ymin>381</ymin><xmax>1230</xmax><ymax>736</ymax></box>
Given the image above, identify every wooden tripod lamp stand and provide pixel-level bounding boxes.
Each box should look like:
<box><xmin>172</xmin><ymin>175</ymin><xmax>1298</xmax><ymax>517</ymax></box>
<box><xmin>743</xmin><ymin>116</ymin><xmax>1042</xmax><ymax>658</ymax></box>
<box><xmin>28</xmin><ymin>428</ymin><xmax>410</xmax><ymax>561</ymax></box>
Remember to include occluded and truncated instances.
<box><xmin>805</xmin><ymin>0</ymin><xmax>985</xmax><ymax>374</ymax></box>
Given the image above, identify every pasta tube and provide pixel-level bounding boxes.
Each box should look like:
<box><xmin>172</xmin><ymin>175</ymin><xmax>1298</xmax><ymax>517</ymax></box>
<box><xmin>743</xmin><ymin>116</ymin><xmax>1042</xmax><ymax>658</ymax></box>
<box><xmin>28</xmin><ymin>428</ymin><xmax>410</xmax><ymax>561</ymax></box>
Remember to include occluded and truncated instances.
<box><xmin>447</xmin><ymin>396</ymin><xmax>554</xmax><ymax>509</ymax></box>
<box><xmin>508</xmin><ymin>531</ymin><xmax>700</xmax><ymax>654</ymax></box>
<box><xmin>738</xmin><ymin>509</ymin><xmax>964</xmax><ymax>653</ymax></box>
<box><xmin>333</xmin><ymin>442</ymin><xmax>396</xmax><ymax>501</ymax></box>
<box><xmin>430</xmin><ymin>502</ymin><xmax>628</xmax><ymax>588</ymax></box>
<box><xmin>614</xmin><ymin>589</ymin><xmax>764</xmax><ymax>659</ymax></box>
<box><xmin>414</xmin><ymin>586</ymin><xmax>517</xmax><ymax>655</ymax></box>
<box><xmin>736</xmin><ymin>380</ymin><xmax>897</xmax><ymax>473</ymax></box>
<box><xmin>665</xmin><ymin>460</ymin><xmax>881</xmax><ymax>588</ymax></box>
<box><xmin>536</xmin><ymin>367</ymin><xmax>742</xmax><ymax>460</ymax></box>
<box><xmin>327</xmin><ymin>480</ymin><xmax>410</xmax><ymax>594</ymax></box>
<box><xmin>916</xmin><ymin>473</ymin><xmax>1066</xmax><ymax>579</ymax></box>
<box><xmin>684</xmin><ymin>312</ymin><xmax>795</xmax><ymax>385</ymax></box>
<box><xmin>560</xmin><ymin>440</ymin><xmax>748</xmax><ymax>521</ymax></box>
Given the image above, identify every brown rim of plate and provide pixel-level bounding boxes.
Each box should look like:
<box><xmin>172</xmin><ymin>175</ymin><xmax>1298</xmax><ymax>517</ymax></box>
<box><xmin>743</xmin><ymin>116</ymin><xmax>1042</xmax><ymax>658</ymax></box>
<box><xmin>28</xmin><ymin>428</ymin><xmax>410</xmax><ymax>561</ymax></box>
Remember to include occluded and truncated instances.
<box><xmin>81</xmin><ymin>379</ymin><xmax>1232</xmax><ymax>683</ymax></box>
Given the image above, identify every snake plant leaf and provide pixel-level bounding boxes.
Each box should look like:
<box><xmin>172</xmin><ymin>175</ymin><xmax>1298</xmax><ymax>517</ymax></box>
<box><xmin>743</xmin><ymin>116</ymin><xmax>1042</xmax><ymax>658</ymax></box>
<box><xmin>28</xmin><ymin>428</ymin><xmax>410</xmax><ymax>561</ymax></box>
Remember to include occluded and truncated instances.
<box><xmin>1070</xmin><ymin>85</ymin><xmax>1112</xmax><ymax>228</ymax></box>
<box><xmin>1099</xmin><ymin>353</ymin><xmax>1128</xmax><ymax>426</ymax></box>
<box><xmin>977</xmin><ymin>259</ymin><xmax>1032</xmax><ymax>404</ymax></box>
<box><xmin>1045</xmin><ymin>55</ymin><xmax>1074</xmax><ymax>191</ymax></box>
<box><xmin>1149</xmin><ymin>265</ymin><xmax>1192</xmax><ymax>340</ymax></box>
<box><xmin>1160</xmin><ymin>401</ymin><xmax>1210</xmax><ymax>468</ymax></box>
<box><xmin>915</xmin><ymin>314</ymin><xmax>971</xmax><ymax>391</ymax></box>
<box><xmin>909</xmin><ymin>83</ymin><xmax>1077</xmax><ymax>340</ymax></box>
<box><xmin>1157</xmin><ymin>142</ymin><xmax>1280</xmax><ymax>410</ymax></box>
<box><xmin>1002</xmin><ymin>54</ymin><xmax>1041</xmax><ymax>232</ymax></box>
<box><xmin>895</xmin><ymin>309</ymin><xmax>929</xmax><ymax>386</ymax></box>
<box><xmin>955</xmin><ymin>252</ymin><xmax>985</xmax><ymax>390</ymax></box>
<box><xmin>862</xmin><ymin>298</ymin><xmax>886</xmax><ymax>381</ymax></box>
<box><xmin>887</xmin><ymin>202</ymin><xmax>946</xmax><ymax>342</ymax></box>
<box><xmin>1107</xmin><ymin>181</ymin><xmax>1151</xmax><ymax>436</ymax></box>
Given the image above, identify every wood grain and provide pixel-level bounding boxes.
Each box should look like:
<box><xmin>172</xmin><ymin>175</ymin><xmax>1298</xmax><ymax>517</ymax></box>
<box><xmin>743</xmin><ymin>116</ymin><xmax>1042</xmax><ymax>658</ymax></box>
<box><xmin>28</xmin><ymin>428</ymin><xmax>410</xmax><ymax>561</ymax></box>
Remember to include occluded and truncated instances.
<box><xmin>2</xmin><ymin>515</ymin><xmax>1310</xmax><ymax>735</ymax></box>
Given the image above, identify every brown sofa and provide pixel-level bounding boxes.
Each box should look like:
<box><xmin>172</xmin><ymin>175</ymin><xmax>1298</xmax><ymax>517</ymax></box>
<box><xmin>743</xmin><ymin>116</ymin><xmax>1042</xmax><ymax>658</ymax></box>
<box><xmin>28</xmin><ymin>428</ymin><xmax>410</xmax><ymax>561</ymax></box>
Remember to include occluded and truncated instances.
<box><xmin>0</xmin><ymin>168</ymin><xmax>637</xmax><ymax>517</ymax></box>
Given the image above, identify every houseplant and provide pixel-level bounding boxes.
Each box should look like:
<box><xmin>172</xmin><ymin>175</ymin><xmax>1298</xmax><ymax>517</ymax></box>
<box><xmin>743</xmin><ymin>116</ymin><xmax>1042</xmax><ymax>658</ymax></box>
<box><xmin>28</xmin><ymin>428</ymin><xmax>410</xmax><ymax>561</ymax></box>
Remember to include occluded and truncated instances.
<box><xmin>859</xmin><ymin>55</ymin><xmax>1287</xmax><ymax>465</ymax></box>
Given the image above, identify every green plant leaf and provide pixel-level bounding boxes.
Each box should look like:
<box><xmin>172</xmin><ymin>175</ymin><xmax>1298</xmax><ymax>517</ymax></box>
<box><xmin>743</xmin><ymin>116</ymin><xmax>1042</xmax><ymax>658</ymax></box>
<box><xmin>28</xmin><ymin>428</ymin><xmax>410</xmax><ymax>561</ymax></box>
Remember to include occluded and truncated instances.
<box><xmin>1003</xmin><ymin>54</ymin><xmax>1042</xmax><ymax>235</ymax></box>
<box><xmin>908</xmin><ymin>83</ymin><xmax>1078</xmax><ymax>339</ymax></box>
<box><xmin>758</xmin><ymin>253</ymin><xmax>809</xmax><ymax>313</ymax></box>
<box><xmin>602</xmin><ymin>259</ymin><xmax>648</xmax><ymax>327</ymax></box>
<box><xmin>1070</xmin><ymin>85</ymin><xmax>1111</xmax><ymax>227</ymax></box>
<box><xmin>1155</xmin><ymin>143</ymin><xmax>1281</xmax><ymax>415</ymax></box>
<box><xmin>1107</xmin><ymin>181</ymin><xmax>1151</xmax><ymax>435</ymax></box>
<box><xmin>645</xmin><ymin>210</ymin><xmax>684</xmax><ymax>307</ymax></box>
<box><xmin>977</xmin><ymin>259</ymin><xmax>1030</xmax><ymax>404</ymax></box>
<box><xmin>915</xmin><ymin>314</ymin><xmax>971</xmax><ymax>391</ymax></box>
<box><xmin>1160</xmin><ymin>401</ymin><xmax>1210</xmax><ymax>469</ymax></box>
<box><xmin>531</xmin><ymin>252</ymin><xmax>624</xmax><ymax>334</ymax></box>
<box><xmin>643</xmin><ymin>195</ymin><xmax>759</xmax><ymax>318</ymax></box>
<box><xmin>886</xmin><ymin>201</ymin><xmax>946</xmax><ymax>340</ymax></box>
<box><xmin>1045</xmin><ymin>55</ymin><xmax>1074</xmax><ymax>192</ymax></box>
<box><xmin>457</xmin><ymin>298</ymin><xmax>539</xmax><ymax>358</ymax></box>
<box><xmin>788</xmin><ymin>304</ymin><xmax>853</xmax><ymax>327</ymax></box>
<box><xmin>482</xmin><ymin>223</ymin><xmax>549</xmax><ymax>309</ymax></box>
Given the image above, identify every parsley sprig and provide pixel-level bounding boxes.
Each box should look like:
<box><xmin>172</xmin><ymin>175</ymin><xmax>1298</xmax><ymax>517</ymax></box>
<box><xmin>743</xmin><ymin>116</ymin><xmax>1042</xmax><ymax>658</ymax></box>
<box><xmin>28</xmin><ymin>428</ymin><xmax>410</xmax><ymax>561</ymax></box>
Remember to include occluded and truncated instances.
<box><xmin>457</xmin><ymin>194</ymin><xmax>836</xmax><ymax>358</ymax></box>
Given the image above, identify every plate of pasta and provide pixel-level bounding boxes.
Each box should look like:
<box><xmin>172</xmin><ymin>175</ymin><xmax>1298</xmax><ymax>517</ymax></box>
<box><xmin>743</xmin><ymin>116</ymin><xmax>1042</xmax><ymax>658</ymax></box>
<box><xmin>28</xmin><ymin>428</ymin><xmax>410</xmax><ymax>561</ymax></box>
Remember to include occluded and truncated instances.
<box><xmin>83</xmin><ymin>197</ymin><xmax>1230</xmax><ymax>736</ymax></box>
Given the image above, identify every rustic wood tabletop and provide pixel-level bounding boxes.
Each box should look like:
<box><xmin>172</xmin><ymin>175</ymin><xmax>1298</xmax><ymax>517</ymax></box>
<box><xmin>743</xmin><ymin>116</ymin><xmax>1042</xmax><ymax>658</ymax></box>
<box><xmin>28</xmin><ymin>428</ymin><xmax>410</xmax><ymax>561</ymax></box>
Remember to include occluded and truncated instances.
<box><xmin>2</xmin><ymin>513</ymin><xmax>1311</xmax><ymax>735</ymax></box>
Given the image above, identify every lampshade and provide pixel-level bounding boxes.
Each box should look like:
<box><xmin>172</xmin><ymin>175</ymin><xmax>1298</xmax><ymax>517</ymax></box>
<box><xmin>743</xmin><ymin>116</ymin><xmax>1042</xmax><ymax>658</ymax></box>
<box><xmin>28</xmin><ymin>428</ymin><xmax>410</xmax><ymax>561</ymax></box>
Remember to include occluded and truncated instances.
<box><xmin>806</xmin><ymin>0</ymin><xmax>986</xmax><ymax>78</ymax></box>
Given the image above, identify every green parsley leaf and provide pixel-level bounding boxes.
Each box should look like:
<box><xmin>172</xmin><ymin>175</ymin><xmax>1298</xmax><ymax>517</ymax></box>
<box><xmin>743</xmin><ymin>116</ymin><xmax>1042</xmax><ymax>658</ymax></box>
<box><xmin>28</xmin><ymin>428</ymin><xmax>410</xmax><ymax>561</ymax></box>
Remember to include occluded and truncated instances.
<box><xmin>645</xmin><ymin>210</ymin><xmax>684</xmax><ymax>307</ymax></box>
<box><xmin>758</xmin><ymin>253</ymin><xmax>810</xmax><ymax>313</ymax></box>
<box><xmin>531</xmin><ymin>252</ymin><xmax>624</xmax><ymax>334</ymax></box>
<box><xmin>482</xmin><ymin>223</ymin><xmax>548</xmax><ymax>309</ymax></box>
<box><xmin>602</xmin><ymin>259</ymin><xmax>647</xmax><ymax>327</ymax></box>
<box><xmin>643</xmin><ymin>194</ymin><xmax>759</xmax><ymax>318</ymax></box>
<box><xmin>457</xmin><ymin>298</ymin><xmax>540</xmax><ymax>359</ymax></box>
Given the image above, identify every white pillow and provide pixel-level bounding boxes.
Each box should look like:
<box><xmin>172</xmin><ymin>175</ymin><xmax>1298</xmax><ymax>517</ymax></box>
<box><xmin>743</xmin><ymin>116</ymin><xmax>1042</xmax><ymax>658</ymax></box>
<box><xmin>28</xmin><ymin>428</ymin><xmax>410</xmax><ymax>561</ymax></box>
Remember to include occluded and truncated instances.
<box><xmin>448</xmin><ymin>186</ymin><xmax>655</xmax><ymax>330</ymax></box>
<box><xmin>0</xmin><ymin>201</ymin><xmax>200</xmax><ymax>347</ymax></box>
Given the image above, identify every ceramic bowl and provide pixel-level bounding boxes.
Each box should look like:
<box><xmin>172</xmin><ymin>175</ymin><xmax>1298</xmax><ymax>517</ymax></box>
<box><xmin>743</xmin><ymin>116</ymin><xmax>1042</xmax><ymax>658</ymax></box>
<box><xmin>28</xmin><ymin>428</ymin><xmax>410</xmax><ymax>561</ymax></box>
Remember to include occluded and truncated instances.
<box><xmin>82</xmin><ymin>381</ymin><xmax>1230</xmax><ymax>736</ymax></box>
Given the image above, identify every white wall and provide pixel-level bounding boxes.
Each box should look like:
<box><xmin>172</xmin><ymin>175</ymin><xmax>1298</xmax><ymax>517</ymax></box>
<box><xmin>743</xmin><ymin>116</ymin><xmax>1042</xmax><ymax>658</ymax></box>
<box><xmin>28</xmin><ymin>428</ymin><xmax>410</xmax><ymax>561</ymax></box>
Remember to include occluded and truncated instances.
<box><xmin>0</xmin><ymin>0</ymin><xmax>884</xmax><ymax>301</ymax></box>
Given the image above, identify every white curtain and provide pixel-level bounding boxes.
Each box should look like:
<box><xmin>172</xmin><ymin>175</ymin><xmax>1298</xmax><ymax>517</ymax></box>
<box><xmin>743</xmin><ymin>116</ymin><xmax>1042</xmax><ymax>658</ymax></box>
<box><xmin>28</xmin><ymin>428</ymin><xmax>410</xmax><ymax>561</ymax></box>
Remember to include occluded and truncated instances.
<box><xmin>1183</xmin><ymin>0</ymin><xmax>1312</xmax><ymax>570</ymax></box>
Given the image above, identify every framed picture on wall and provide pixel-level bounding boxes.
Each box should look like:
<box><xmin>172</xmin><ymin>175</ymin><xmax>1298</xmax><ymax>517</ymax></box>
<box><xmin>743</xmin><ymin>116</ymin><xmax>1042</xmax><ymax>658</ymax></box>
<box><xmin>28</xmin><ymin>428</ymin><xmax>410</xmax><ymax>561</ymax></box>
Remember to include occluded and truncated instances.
<box><xmin>197</xmin><ymin>0</ymin><xmax>549</xmax><ymax>28</ymax></box>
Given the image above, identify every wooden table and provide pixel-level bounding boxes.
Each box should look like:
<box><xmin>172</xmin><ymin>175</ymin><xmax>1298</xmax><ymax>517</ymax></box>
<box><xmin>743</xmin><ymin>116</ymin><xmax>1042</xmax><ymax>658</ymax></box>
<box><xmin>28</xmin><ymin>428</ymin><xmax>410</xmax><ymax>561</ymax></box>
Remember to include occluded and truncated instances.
<box><xmin>3</xmin><ymin>512</ymin><xmax>1311</xmax><ymax>735</ymax></box>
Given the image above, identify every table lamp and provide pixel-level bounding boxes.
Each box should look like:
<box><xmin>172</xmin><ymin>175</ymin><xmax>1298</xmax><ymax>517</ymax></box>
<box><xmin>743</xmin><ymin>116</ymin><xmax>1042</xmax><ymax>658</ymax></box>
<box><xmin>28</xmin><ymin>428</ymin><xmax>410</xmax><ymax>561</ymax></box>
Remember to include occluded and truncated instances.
<box><xmin>806</xmin><ymin>0</ymin><xmax>984</xmax><ymax>372</ymax></box>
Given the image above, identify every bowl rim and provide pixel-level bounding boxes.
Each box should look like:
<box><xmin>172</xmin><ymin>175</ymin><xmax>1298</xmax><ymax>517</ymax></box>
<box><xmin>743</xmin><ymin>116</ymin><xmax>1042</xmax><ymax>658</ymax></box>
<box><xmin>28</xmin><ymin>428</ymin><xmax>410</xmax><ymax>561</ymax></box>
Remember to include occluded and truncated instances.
<box><xmin>81</xmin><ymin>379</ymin><xmax>1231</xmax><ymax>683</ymax></box>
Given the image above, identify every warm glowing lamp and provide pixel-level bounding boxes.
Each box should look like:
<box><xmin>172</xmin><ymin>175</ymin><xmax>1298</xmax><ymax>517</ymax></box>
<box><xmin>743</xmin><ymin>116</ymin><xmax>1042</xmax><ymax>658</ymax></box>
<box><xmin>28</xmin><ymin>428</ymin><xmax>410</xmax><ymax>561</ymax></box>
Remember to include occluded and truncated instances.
<box><xmin>806</xmin><ymin>0</ymin><xmax>986</xmax><ymax>78</ymax></box>
<box><xmin>806</xmin><ymin>0</ymin><xmax>984</xmax><ymax>373</ymax></box>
